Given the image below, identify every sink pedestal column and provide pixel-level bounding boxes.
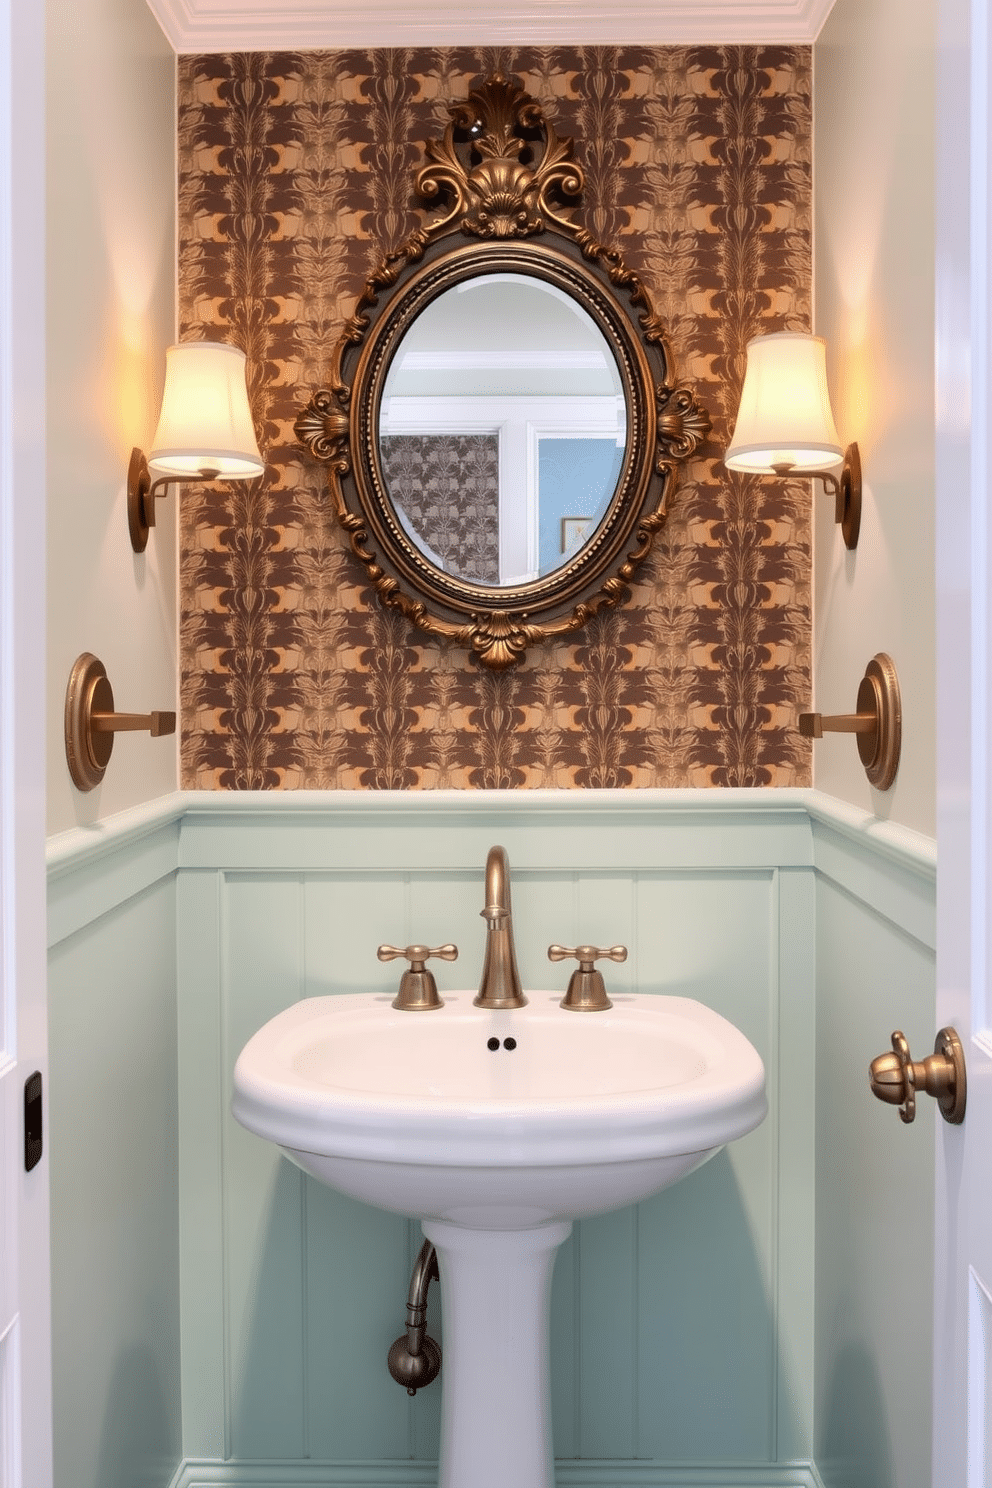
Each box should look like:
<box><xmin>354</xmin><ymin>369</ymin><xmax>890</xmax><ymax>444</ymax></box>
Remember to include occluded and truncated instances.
<box><xmin>422</xmin><ymin>1218</ymin><xmax>572</xmax><ymax>1488</ymax></box>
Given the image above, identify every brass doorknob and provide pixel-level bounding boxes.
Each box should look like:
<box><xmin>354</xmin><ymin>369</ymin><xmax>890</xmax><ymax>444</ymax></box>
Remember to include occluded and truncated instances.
<box><xmin>869</xmin><ymin>1027</ymin><xmax>966</xmax><ymax>1125</ymax></box>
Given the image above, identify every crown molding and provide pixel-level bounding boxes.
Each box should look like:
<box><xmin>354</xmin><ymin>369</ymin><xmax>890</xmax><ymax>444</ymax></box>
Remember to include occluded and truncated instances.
<box><xmin>145</xmin><ymin>0</ymin><xmax>836</xmax><ymax>52</ymax></box>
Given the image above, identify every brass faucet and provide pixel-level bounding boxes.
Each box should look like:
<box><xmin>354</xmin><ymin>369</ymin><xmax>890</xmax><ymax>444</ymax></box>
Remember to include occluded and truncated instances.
<box><xmin>474</xmin><ymin>845</ymin><xmax>527</xmax><ymax>1009</ymax></box>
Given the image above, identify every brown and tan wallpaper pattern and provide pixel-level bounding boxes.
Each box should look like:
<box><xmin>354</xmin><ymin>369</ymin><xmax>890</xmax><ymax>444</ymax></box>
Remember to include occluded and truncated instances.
<box><xmin>177</xmin><ymin>46</ymin><xmax>812</xmax><ymax>790</ymax></box>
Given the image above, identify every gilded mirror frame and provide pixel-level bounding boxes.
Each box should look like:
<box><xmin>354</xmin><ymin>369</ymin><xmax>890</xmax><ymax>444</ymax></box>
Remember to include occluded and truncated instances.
<box><xmin>295</xmin><ymin>74</ymin><xmax>710</xmax><ymax>669</ymax></box>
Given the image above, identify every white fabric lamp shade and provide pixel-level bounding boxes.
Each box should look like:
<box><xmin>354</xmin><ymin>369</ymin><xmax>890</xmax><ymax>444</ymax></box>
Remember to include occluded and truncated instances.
<box><xmin>724</xmin><ymin>332</ymin><xmax>843</xmax><ymax>474</ymax></box>
<box><xmin>148</xmin><ymin>341</ymin><xmax>264</xmax><ymax>480</ymax></box>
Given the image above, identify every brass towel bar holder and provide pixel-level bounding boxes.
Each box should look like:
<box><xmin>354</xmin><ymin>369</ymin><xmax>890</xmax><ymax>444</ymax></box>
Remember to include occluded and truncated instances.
<box><xmin>799</xmin><ymin>652</ymin><xmax>901</xmax><ymax>790</ymax></box>
<box><xmin>64</xmin><ymin>652</ymin><xmax>176</xmax><ymax>793</ymax></box>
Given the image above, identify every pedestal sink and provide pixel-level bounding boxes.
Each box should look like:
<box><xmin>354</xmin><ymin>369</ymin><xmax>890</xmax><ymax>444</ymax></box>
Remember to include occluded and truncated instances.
<box><xmin>232</xmin><ymin>989</ymin><xmax>766</xmax><ymax>1488</ymax></box>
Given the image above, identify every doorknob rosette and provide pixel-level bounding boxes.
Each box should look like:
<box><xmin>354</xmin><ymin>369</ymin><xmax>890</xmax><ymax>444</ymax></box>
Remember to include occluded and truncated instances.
<box><xmin>868</xmin><ymin>1027</ymin><xmax>966</xmax><ymax>1125</ymax></box>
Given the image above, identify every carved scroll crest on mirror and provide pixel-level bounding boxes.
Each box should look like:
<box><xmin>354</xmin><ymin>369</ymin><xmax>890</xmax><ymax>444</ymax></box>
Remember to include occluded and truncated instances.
<box><xmin>295</xmin><ymin>74</ymin><xmax>710</xmax><ymax>669</ymax></box>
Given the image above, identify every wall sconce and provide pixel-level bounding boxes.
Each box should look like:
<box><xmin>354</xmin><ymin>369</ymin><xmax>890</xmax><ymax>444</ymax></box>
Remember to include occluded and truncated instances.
<box><xmin>128</xmin><ymin>341</ymin><xmax>265</xmax><ymax>552</ymax></box>
<box><xmin>724</xmin><ymin>332</ymin><xmax>862</xmax><ymax>549</ymax></box>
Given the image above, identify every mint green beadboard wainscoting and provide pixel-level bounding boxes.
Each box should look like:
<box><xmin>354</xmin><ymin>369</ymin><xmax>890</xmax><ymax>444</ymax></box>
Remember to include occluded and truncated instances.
<box><xmin>47</xmin><ymin>802</ymin><xmax>185</xmax><ymax>1488</ymax></box>
<box><xmin>45</xmin><ymin>791</ymin><xmax>935</xmax><ymax>1488</ymax></box>
<box><xmin>807</xmin><ymin>803</ymin><xmax>937</xmax><ymax>1488</ymax></box>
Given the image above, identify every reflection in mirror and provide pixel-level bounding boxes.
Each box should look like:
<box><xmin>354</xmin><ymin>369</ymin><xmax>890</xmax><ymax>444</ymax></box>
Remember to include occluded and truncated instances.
<box><xmin>379</xmin><ymin>274</ymin><xmax>626</xmax><ymax>587</ymax></box>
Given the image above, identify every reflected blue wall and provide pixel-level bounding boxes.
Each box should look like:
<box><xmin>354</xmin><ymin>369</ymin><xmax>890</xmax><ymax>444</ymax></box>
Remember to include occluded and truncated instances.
<box><xmin>538</xmin><ymin>438</ymin><xmax>623</xmax><ymax>575</ymax></box>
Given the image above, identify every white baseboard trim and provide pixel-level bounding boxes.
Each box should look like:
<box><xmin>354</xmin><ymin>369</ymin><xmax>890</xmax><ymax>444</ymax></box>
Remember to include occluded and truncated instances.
<box><xmin>170</xmin><ymin>1461</ymin><xmax>824</xmax><ymax>1488</ymax></box>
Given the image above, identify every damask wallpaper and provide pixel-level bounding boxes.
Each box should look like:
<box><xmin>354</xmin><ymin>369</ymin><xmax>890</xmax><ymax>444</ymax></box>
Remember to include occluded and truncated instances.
<box><xmin>379</xmin><ymin>434</ymin><xmax>501</xmax><ymax>584</ymax></box>
<box><xmin>177</xmin><ymin>46</ymin><xmax>812</xmax><ymax>789</ymax></box>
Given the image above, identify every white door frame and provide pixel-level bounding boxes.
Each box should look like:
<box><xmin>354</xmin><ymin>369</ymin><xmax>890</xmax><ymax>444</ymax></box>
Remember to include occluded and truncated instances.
<box><xmin>1</xmin><ymin>0</ymin><xmax>53</xmax><ymax>1483</ymax></box>
<box><xmin>934</xmin><ymin>0</ymin><xmax>992</xmax><ymax>1481</ymax></box>
<box><xmin>0</xmin><ymin>0</ymin><xmax>985</xmax><ymax>1484</ymax></box>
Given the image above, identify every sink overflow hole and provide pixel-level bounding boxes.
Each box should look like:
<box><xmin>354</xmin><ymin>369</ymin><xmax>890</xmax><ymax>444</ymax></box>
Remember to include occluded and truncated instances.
<box><xmin>485</xmin><ymin>1037</ymin><xmax>519</xmax><ymax>1052</ymax></box>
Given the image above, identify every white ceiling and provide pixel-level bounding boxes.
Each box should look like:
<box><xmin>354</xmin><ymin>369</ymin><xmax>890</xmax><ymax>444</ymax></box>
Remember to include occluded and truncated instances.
<box><xmin>145</xmin><ymin>0</ymin><xmax>837</xmax><ymax>52</ymax></box>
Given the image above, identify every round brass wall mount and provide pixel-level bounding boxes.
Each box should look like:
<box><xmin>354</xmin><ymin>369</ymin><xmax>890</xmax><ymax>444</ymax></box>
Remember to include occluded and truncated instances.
<box><xmin>854</xmin><ymin>652</ymin><xmax>901</xmax><ymax>788</ymax></box>
<box><xmin>64</xmin><ymin>652</ymin><xmax>177</xmax><ymax>792</ymax></box>
<box><xmin>798</xmin><ymin>652</ymin><xmax>901</xmax><ymax>790</ymax></box>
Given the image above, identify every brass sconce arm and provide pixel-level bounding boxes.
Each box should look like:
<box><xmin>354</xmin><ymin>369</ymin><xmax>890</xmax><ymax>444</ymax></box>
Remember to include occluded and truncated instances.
<box><xmin>798</xmin><ymin>710</ymin><xmax>875</xmax><ymax>738</ymax></box>
<box><xmin>90</xmin><ymin>707</ymin><xmax>176</xmax><ymax>737</ymax></box>
<box><xmin>770</xmin><ymin>462</ymin><xmax>839</xmax><ymax>492</ymax></box>
<box><xmin>128</xmin><ymin>448</ymin><xmax>221</xmax><ymax>553</ymax></box>
<box><xmin>770</xmin><ymin>443</ymin><xmax>861</xmax><ymax>549</ymax></box>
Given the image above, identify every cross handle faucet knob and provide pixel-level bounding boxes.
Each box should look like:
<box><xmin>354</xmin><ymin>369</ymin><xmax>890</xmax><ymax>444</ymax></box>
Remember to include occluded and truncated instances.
<box><xmin>548</xmin><ymin>944</ymin><xmax>627</xmax><ymax>970</ymax></box>
<box><xmin>548</xmin><ymin>944</ymin><xmax>627</xmax><ymax>1012</ymax></box>
<box><xmin>377</xmin><ymin>944</ymin><xmax>458</xmax><ymax>1012</ymax></box>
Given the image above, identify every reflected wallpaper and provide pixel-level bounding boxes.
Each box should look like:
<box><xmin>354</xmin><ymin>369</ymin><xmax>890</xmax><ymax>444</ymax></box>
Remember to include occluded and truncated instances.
<box><xmin>177</xmin><ymin>46</ymin><xmax>812</xmax><ymax>789</ymax></box>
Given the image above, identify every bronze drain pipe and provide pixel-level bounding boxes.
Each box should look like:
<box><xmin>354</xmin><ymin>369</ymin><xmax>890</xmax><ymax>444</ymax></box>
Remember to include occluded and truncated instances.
<box><xmin>387</xmin><ymin>1239</ymin><xmax>442</xmax><ymax>1396</ymax></box>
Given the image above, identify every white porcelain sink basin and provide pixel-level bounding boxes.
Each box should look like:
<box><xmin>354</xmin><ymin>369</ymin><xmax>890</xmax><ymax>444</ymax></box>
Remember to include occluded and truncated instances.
<box><xmin>232</xmin><ymin>990</ymin><xmax>766</xmax><ymax>1229</ymax></box>
<box><xmin>234</xmin><ymin>984</ymin><xmax>767</xmax><ymax>1488</ymax></box>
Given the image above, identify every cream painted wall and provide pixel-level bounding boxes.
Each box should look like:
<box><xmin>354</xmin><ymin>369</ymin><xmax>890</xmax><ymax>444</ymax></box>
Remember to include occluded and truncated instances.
<box><xmin>46</xmin><ymin>0</ymin><xmax>176</xmax><ymax>836</ymax></box>
<box><xmin>814</xmin><ymin>0</ymin><xmax>936</xmax><ymax>836</ymax></box>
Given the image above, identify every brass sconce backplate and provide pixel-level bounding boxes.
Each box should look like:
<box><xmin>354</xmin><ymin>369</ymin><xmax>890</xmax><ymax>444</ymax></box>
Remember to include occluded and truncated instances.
<box><xmin>854</xmin><ymin>652</ymin><xmax>901</xmax><ymax>788</ymax></box>
<box><xmin>127</xmin><ymin>447</ymin><xmax>153</xmax><ymax>553</ymax></box>
<box><xmin>836</xmin><ymin>442</ymin><xmax>862</xmax><ymax>550</ymax></box>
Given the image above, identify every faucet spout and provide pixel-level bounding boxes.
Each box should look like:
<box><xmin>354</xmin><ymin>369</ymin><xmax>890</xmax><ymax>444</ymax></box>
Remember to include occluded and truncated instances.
<box><xmin>475</xmin><ymin>845</ymin><xmax>527</xmax><ymax>1009</ymax></box>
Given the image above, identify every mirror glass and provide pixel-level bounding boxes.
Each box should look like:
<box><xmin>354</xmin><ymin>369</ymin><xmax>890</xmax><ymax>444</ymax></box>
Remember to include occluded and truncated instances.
<box><xmin>378</xmin><ymin>273</ymin><xmax>627</xmax><ymax>588</ymax></box>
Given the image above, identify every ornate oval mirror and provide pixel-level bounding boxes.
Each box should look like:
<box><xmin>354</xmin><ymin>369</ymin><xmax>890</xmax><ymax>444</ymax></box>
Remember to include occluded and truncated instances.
<box><xmin>296</xmin><ymin>74</ymin><xmax>709</xmax><ymax>668</ymax></box>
